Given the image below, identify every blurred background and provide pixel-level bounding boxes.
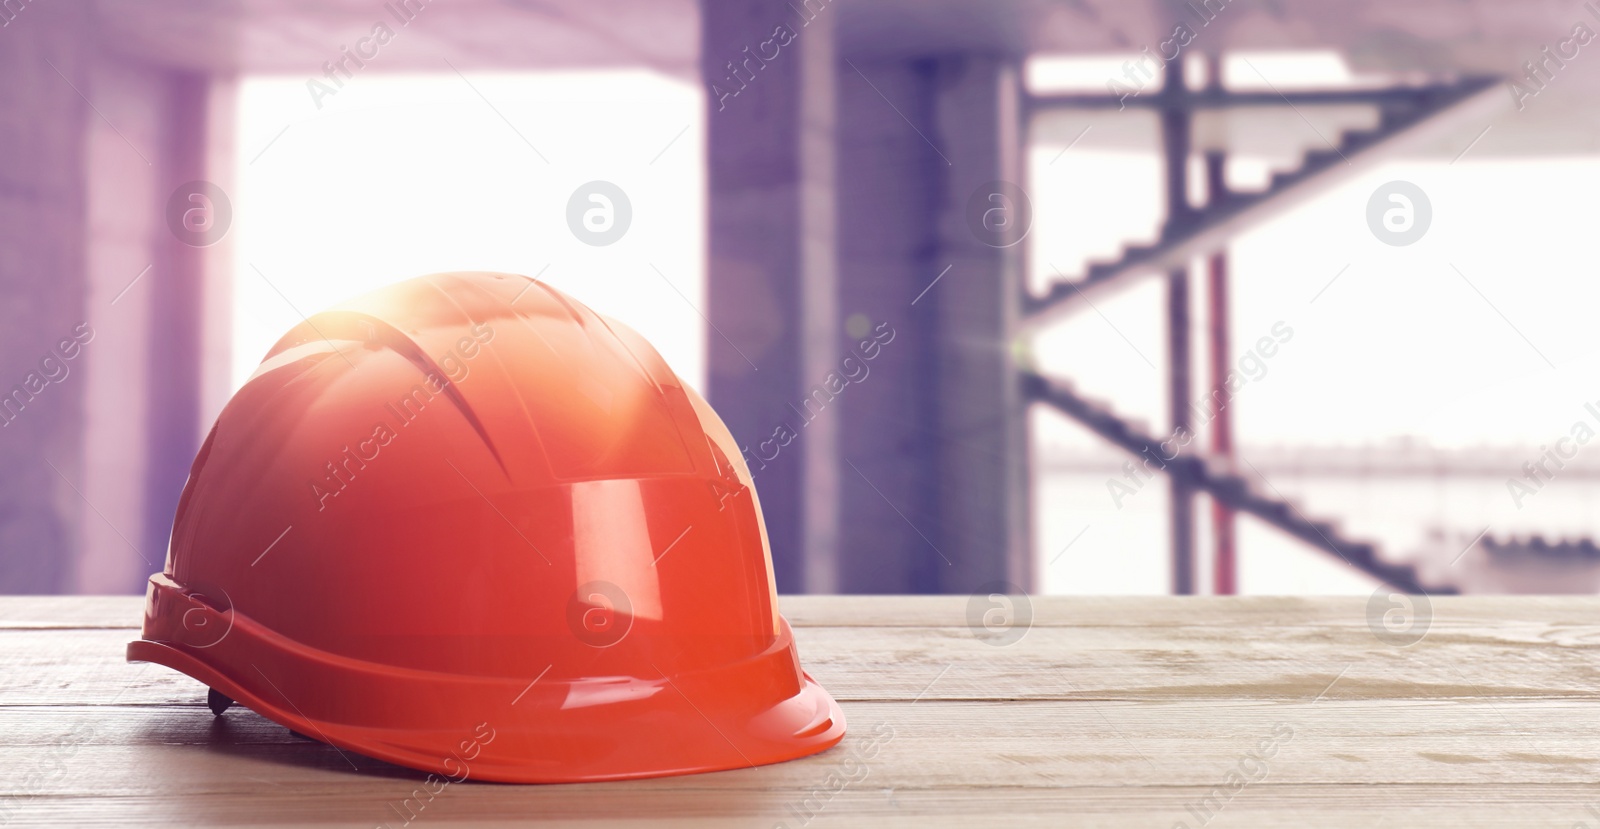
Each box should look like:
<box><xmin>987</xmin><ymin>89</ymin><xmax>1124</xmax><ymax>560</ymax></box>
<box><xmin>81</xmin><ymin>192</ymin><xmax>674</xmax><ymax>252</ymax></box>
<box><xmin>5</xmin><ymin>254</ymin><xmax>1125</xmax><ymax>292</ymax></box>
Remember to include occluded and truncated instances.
<box><xmin>5</xmin><ymin>0</ymin><xmax>1598</xmax><ymax>597</ymax></box>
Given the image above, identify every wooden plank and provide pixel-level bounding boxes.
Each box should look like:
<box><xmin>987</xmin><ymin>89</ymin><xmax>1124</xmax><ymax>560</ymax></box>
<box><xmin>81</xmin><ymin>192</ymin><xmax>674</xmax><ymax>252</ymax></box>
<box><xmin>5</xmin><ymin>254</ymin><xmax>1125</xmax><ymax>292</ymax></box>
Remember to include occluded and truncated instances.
<box><xmin>4</xmin><ymin>698</ymin><xmax>1600</xmax><ymax>786</ymax></box>
<box><xmin>0</xmin><ymin>596</ymin><xmax>143</xmax><ymax>629</ymax></box>
<box><xmin>5</xmin><ymin>787</ymin><xmax>1591</xmax><ymax>829</ymax></box>
<box><xmin>4</xmin><ymin>597</ymin><xmax>1598</xmax><ymax>827</ymax></box>
<box><xmin>777</xmin><ymin>594</ymin><xmax>1600</xmax><ymax>630</ymax></box>
<box><xmin>6</xmin><ymin>613</ymin><xmax>1597</xmax><ymax>705</ymax></box>
<box><xmin>0</xmin><ymin>701</ymin><xmax>1595</xmax><ymax>827</ymax></box>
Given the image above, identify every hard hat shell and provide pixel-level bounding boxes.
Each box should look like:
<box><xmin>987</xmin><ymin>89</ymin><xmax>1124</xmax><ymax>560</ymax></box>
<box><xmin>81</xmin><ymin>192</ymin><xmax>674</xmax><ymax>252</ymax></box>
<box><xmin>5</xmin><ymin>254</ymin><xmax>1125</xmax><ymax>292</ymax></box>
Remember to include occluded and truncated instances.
<box><xmin>127</xmin><ymin>271</ymin><xmax>845</xmax><ymax>782</ymax></box>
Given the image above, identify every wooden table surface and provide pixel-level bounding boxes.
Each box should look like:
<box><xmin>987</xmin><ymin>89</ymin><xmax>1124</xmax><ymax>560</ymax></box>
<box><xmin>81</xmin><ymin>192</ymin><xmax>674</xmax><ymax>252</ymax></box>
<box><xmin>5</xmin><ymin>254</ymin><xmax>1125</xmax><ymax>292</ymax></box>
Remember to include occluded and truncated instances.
<box><xmin>2</xmin><ymin>595</ymin><xmax>1597</xmax><ymax>827</ymax></box>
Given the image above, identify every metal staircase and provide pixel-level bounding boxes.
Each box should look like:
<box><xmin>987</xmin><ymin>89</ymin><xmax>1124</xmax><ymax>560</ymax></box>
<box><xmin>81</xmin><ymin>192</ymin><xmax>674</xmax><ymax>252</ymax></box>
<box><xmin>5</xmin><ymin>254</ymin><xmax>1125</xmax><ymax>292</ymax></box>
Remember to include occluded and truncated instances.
<box><xmin>1022</xmin><ymin>62</ymin><xmax>1501</xmax><ymax>592</ymax></box>
<box><xmin>1024</xmin><ymin>74</ymin><xmax>1501</xmax><ymax>328</ymax></box>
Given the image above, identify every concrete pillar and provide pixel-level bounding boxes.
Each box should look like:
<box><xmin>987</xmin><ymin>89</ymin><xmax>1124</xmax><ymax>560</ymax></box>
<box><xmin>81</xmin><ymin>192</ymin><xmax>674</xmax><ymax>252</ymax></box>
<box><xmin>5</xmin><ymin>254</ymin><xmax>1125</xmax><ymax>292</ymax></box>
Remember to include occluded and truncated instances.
<box><xmin>136</xmin><ymin>72</ymin><xmax>218</xmax><ymax>587</ymax></box>
<box><xmin>2</xmin><ymin>3</ymin><xmax>229</xmax><ymax>592</ymax></box>
<box><xmin>930</xmin><ymin>57</ymin><xmax>1031</xmax><ymax>594</ymax></box>
<box><xmin>701</xmin><ymin>0</ymin><xmax>1029</xmax><ymax>594</ymax></box>
<box><xmin>0</xmin><ymin>3</ymin><xmax>94</xmax><ymax>592</ymax></box>
<box><xmin>701</xmin><ymin>0</ymin><xmax>838</xmax><ymax>593</ymax></box>
<box><xmin>835</xmin><ymin>55</ymin><xmax>1031</xmax><ymax>593</ymax></box>
<box><xmin>833</xmin><ymin>58</ymin><xmax>941</xmax><ymax>592</ymax></box>
<box><xmin>79</xmin><ymin>50</ymin><xmax>170</xmax><ymax>593</ymax></box>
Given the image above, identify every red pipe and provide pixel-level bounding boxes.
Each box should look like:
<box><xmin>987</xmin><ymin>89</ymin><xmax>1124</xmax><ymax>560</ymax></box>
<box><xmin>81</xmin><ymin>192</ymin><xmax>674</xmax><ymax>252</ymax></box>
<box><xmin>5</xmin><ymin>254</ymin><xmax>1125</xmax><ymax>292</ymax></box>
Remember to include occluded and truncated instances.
<box><xmin>1207</xmin><ymin>247</ymin><xmax>1237</xmax><ymax>594</ymax></box>
<box><xmin>1203</xmin><ymin>141</ymin><xmax>1237</xmax><ymax>595</ymax></box>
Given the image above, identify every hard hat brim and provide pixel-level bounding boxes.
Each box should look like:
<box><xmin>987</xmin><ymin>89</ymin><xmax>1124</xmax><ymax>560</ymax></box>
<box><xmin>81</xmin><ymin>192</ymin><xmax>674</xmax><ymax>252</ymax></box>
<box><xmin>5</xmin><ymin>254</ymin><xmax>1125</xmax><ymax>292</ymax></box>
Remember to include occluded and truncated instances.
<box><xmin>128</xmin><ymin>580</ymin><xmax>846</xmax><ymax>783</ymax></box>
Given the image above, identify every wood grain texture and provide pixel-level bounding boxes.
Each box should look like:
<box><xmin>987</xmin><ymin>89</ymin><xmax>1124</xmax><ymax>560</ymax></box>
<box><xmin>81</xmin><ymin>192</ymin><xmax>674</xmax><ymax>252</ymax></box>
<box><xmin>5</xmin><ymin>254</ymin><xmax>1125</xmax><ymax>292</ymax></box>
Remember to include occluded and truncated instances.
<box><xmin>1</xmin><ymin>596</ymin><xmax>1598</xmax><ymax>827</ymax></box>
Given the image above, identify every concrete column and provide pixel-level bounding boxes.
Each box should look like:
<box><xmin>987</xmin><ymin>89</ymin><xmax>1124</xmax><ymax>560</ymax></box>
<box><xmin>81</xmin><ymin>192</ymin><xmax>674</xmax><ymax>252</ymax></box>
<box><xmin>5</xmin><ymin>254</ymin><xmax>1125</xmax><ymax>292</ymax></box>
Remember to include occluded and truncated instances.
<box><xmin>793</xmin><ymin>16</ymin><xmax>841</xmax><ymax>594</ymax></box>
<box><xmin>930</xmin><ymin>57</ymin><xmax>1031</xmax><ymax>594</ymax></box>
<box><xmin>702</xmin><ymin>0</ymin><xmax>1028</xmax><ymax>594</ymax></box>
<box><xmin>2</xmin><ymin>3</ymin><xmax>228</xmax><ymax>592</ymax></box>
<box><xmin>835</xmin><ymin>55</ymin><xmax>1030</xmax><ymax>593</ymax></box>
<box><xmin>78</xmin><ymin>52</ymin><xmax>170</xmax><ymax>593</ymax></box>
<box><xmin>139</xmin><ymin>72</ymin><xmax>215</xmax><ymax>584</ymax></box>
<box><xmin>834</xmin><ymin>58</ymin><xmax>942</xmax><ymax>592</ymax></box>
<box><xmin>701</xmin><ymin>0</ymin><xmax>838</xmax><ymax>592</ymax></box>
<box><xmin>0</xmin><ymin>3</ymin><xmax>93</xmax><ymax>592</ymax></box>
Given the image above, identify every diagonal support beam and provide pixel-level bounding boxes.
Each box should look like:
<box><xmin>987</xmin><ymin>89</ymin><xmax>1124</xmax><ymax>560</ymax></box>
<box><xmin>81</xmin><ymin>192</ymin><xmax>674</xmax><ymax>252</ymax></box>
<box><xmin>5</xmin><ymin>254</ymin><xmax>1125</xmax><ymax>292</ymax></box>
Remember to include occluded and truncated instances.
<box><xmin>1023</xmin><ymin>371</ymin><xmax>1456</xmax><ymax>595</ymax></box>
<box><xmin>1021</xmin><ymin>76</ymin><xmax>1503</xmax><ymax>333</ymax></box>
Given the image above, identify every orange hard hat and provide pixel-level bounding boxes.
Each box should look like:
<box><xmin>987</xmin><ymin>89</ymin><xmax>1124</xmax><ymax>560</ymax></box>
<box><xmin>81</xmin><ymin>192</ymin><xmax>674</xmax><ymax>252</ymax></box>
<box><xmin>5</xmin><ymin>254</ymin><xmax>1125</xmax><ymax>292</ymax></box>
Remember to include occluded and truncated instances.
<box><xmin>127</xmin><ymin>271</ymin><xmax>845</xmax><ymax>782</ymax></box>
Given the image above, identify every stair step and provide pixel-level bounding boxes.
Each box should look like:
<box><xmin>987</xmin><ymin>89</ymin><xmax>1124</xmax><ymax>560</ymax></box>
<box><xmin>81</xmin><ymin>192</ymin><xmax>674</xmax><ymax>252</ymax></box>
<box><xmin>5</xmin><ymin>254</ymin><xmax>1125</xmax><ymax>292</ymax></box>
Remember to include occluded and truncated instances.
<box><xmin>1339</xmin><ymin>129</ymin><xmax>1384</xmax><ymax>153</ymax></box>
<box><xmin>1377</xmin><ymin>107</ymin><xmax>1416</xmax><ymax>131</ymax></box>
<box><xmin>1266</xmin><ymin>167</ymin><xmax>1311</xmax><ymax>192</ymax></box>
<box><xmin>1078</xmin><ymin>244</ymin><xmax>1162</xmax><ymax>283</ymax></box>
<box><xmin>1308</xmin><ymin>521</ymin><xmax>1340</xmax><ymax>540</ymax></box>
<box><xmin>1353</xmin><ymin>542</ymin><xmax>1381</xmax><ymax>561</ymax></box>
<box><xmin>1301</xmin><ymin>149</ymin><xmax>1344</xmax><ymax>169</ymax></box>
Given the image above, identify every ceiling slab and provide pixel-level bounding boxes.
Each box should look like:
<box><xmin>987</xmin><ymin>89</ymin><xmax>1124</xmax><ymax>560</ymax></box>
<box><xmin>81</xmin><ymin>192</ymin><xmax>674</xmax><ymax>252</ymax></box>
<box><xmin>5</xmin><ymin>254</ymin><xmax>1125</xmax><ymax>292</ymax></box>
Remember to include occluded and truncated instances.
<box><xmin>82</xmin><ymin>0</ymin><xmax>1600</xmax><ymax>153</ymax></box>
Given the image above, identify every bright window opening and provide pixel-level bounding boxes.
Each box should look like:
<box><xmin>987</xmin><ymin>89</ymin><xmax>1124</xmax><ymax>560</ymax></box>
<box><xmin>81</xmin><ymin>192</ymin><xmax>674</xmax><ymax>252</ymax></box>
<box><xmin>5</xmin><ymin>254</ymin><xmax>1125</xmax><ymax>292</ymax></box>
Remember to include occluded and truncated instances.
<box><xmin>233</xmin><ymin>71</ymin><xmax>707</xmax><ymax>394</ymax></box>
